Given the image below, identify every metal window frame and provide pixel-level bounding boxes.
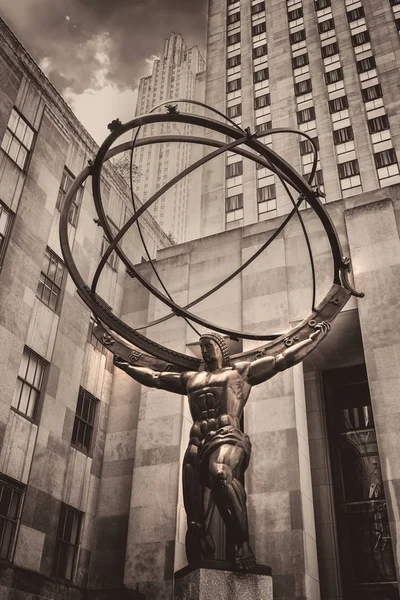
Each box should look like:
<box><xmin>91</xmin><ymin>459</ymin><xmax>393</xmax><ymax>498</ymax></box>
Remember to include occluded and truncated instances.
<box><xmin>11</xmin><ymin>346</ymin><xmax>47</xmax><ymax>423</ymax></box>
<box><xmin>71</xmin><ymin>388</ymin><xmax>98</xmax><ymax>455</ymax></box>
<box><xmin>36</xmin><ymin>247</ymin><xmax>66</xmax><ymax>313</ymax></box>
<box><xmin>53</xmin><ymin>503</ymin><xmax>83</xmax><ymax>581</ymax></box>
<box><xmin>1</xmin><ymin>107</ymin><xmax>35</xmax><ymax>171</ymax></box>
<box><xmin>0</xmin><ymin>199</ymin><xmax>15</xmax><ymax>270</ymax></box>
<box><xmin>0</xmin><ymin>474</ymin><xmax>25</xmax><ymax>562</ymax></box>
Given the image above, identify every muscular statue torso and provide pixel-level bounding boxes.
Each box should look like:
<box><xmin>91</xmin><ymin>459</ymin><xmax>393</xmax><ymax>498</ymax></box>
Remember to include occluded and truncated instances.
<box><xmin>184</xmin><ymin>364</ymin><xmax>251</xmax><ymax>442</ymax></box>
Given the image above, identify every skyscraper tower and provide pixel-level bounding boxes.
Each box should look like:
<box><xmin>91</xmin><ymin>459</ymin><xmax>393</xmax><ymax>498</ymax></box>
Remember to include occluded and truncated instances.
<box><xmin>134</xmin><ymin>33</ymin><xmax>205</xmax><ymax>243</ymax></box>
<box><xmin>201</xmin><ymin>0</ymin><xmax>400</xmax><ymax>237</ymax></box>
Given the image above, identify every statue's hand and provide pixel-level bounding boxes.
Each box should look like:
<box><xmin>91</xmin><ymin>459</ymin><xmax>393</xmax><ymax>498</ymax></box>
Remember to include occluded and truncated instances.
<box><xmin>310</xmin><ymin>320</ymin><xmax>331</xmax><ymax>341</ymax></box>
<box><xmin>114</xmin><ymin>355</ymin><xmax>130</xmax><ymax>369</ymax></box>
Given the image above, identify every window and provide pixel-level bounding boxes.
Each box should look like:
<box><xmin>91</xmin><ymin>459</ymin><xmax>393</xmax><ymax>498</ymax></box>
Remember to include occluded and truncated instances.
<box><xmin>357</xmin><ymin>56</ymin><xmax>376</xmax><ymax>73</ymax></box>
<box><xmin>37</xmin><ymin>248</ymin><xmax>65</xmax><ymax>312</ymax></box>
<box><xmin>255</xmin><ymin>121</ymin><xmax>272</xmax><ymax>134</ymax></box>
<box><xmin>292</xmin><ymin>53</ymin><xmax>309</xmax><ymax>69</ymax></box>
<box><xmin>54</xmin><ymin>504</ymin><xmax>83</xmax><ymax>581</ymax></box>
<box><xmin>1</xmin><ymin>109</ymin><xmax>35</xmax><ymax>170</ymax></box>
<box><xmin>227</xmin><ymin>78</ymin><xmax>242</xmax><ymax>92</ymax></box>
<box><xmin>290</xmin><ymin>29</ymin><xmax>306</xmax><ymax>44</ymax></box>
<box><xmin>227</xmin><ymin>104</ymin><xmax>242</xmax><ymax>118</ymax></box>
<box><xmin>347</xmin><ymin>6</ymin><xmax>365</xmax><ymax>22</ymax></box>
<box><xmin>315</xmin><ymin>0</ymin><xmax>331</xmax><ymax>9</ymax></box>
<box><xmin>295</xmin><ymin>79</ymin><xmax>312</xmax><ymax>96</ymax></box>
<box><xmin>0</xmin><ymin>475</ymin><xmax>24</xmax><ymax>561</ymax></box>
<box><xmin>297</xmin><ymin>107</ymin><xmax>316</xmax><ymax>124</ymax></box>
<box><xmin>227</xmin><ymin>32</ymin><xmax>241</xmax><ymax>46</ymax></box>
<box><xmin>321</xmin><ymin>42</ymin><xmax>339</xmax><ymax>58</ymax></box>
<box><xmin>252</xmin><ymin>22</ymin><xmax>266</xmax><ymax>36</ymax></box>
<box><xmin>11</xmin><ymin>347</ymin><xmax>46</xmax><ymax>421</ymax></box>
<box><xmin>374</xmin><ymin>149</ymin><xmax>397</xmax><ymax>169</ymax></box>
<box><xmin>253</xmin><ymin>68</ymin><xmax>269</xmax><ymax>83</ymax></box>
<box><xmin>300</xmin><ymin>137</ymin><xmax>319</xmax><ymax>155</ymax></box>
<box><xmin>329</xmin><ymin>95</ymin><xmax>348</xmax><ymax>113</ymax></box>
<box><xmin>325</xmin><ymin>67</ymin><xmax>343</xmax><ymax>85</ymax></box>
<box><xmin>71</xmin><ymin>388</ymin><xmax>98</xmax><ymax>454</ymax></box>
<box><xmin>56</xmin><ymin>168</ymin><xmax>81</xmax><ymax>226</ymax></box>
<box><xmin>88</xmin><ymin>317</ymin><xmax>107</xmax><ymax>355</ymax></box>
<box><xmin>333</xmin><ymin>126</ymin><xmax>354</xmax><ymax>145</ymax></box>
<box><xmin>252</xmin><ymin>1</ymin><xmax>265</xmax><ymax>13</ymax></box>
<box><xmin>351</xmin><ymin>30</ymin><xmax>370</xmax><ymax>47</ymax></box>
<box><xmin>314</xmin><ymin>169</ymin><xmax>324</xmax><ymax>187</ymax></box>
<box><xmin>390</xmin><ymin>0</ymin><xmax>400</xmax><ymax>4</ymax></box>
<box><xmin>288</xmin><ymin>7</ymin><xmax>303</xmax><ymax>21</ymax></box>
<box><xmin>318</xmin><ymin>18</ymin><xmax>334</xmax><ymax>33</ymax></box>
<box><xmin>368</xmin><ymin>115</ymin><xmax>389</xmax><ymax>134</ymax></box>
<box><xmin>226</xmin><ymin>194</ymin><xmax>243</xmax><ymax>212</ymax></box>
<box><xmin>396</xmin><ymin>18</ymin><xmax>400</xmax><ymax>31</ymax></box>
<box><xmin>226</xmin><ymin>162</ymin><xmax>243</xmax><ymax>178</ymax></box>
<box><xmin>227</xmin><ymin>55</ymin><xmax>241</xmax><ymax>69</ymax></box>
<box><xmin>253</xmin><ymin>44</ymin><xmax>268</xmax><ymax>59</ymax></box>
<box><xmin>362</xmin><ymin>84</ymin><xmax>382</xmax><ymax>103</ymax></box>
<box><xmin>338</xmin><ymin>159</ymin><xmax>360</xmax><ymax>179</ymax></box>
<box><xmin>254</xmin><ymin>94</ymin><xmax>270</xmax><ymax>109</ymax></box>
<box><xmin>257</xmin><ymin>184</ymin><xmax>276</xmax><ymax>202</ymax></box>
<box><xmin>0</xmin><ymin>201</ymin><xmax>13</xmax><ymax>268</ymax></box>
<box><xmin>227</xmin><ymin>11</ymin><xmax>240</xmax><ymax>25</ymax></box>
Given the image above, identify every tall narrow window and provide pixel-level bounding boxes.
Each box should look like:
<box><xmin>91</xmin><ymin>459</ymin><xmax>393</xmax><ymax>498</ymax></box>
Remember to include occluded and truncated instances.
<box><xmin>251</xmin><ymin>1</ymin><xmax>265</xmax><ymax>14</ymax></box>
<box><xmin>37</xmin><ymin>248</ymin><xmax>65</xmax><ymax>312</ymax></box>
<box><xmin>12</xmin><ymin>347</ymin><xmax>46</xmax><ymax>421</ymax></box>
<box><xmin>56</xmin><ymin>168</ymin><xmax>82</xmax><ymax>227</ymax></box>
<box><xmin>253</xmin><ymin>44</ymin><xmax>268</xmax><ymax>59</ymax></box>
<box><xmin>357</xmin><ymin>56</ymin><xmax>376</xmax><ymax>74</ymax></box>
<box><xmin>0</xmin><ymin>201</ymin><xmax>14</xmax><ymax>268</ymax></box>
<box><xmin>325</xmin><ymin>68</ymin><xmax>343</xmax><ymax>85</ymax></box>
<box><xmin>323</xmin><ymin>365</ymin><xmax>398</xmax><ymax>600</ymax></box>
<box><xmin>0</xmin><ymin>108</ymin><xmax>35</xmax><ymax>170</ymax></box>
<box><xmin>362</xmin><ymin>84</ymin><xmax>382</xmax><ymax>103</ymax></box>
<box><xmin>295</xmin><ymin>79</ymin><xmax>312</xmax><ymax>96</ymax></box>
<box><xmin>329</xmin><ymin>95</ymin><xmax>348</xmax><ymax>113</ymax></box>
<box><xmin>71</xmin><ymin>388</ymin><xmax>97</xmax><ymax>455</ymax></box>
<box><xmin>300</xmin><ymin>137</ymin><xmax>319</xmax><ymax>155</ymax></box>
<box><xmin>253</xmin><ymin>68</ymin><xmax>269</xmax><ymax>83</ymax></box>
<box><xmin>0</xmin><ymin>475</ymin><xmax>24</xmax><ymax>561</ymax></box>
<box><xmin>226</xmin><ymin>162</ymin><xmax>243</xmax><ymax>179</ymax></box>
<box><xmin>347</xmin><ymin>6</ymin><xmax>365</xmax><ymax>22</ymax></box>
<box><xmin>297</xmin><ymin>106</ymin><xmax>316</xmax><ymax>124</ymax></box>
<box><xmin>252</xmin><ymin>22</ymin><xmax>266</xmax><ymax>36</ymax></box>
<box><xmin>54</xmin><ymin>504</ymin><xmax>83</xmax><ymax>581</ymax></box>
<box><xmin>338</xmin><ymin>159</ymin><xmax>360</xmax><ymax>179</ymax></box>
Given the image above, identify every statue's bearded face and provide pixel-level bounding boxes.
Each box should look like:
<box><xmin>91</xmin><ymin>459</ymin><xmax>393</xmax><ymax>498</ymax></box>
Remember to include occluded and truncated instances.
<box><xmin>200</xmin><ymin>338</ymin><xmax>222</xmax><ymax>366</ymax></box>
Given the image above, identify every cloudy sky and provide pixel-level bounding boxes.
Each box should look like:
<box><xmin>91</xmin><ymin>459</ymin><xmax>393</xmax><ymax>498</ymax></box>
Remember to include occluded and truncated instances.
<box><xmin>0</xmin><ymin>0</ymin><xmax>208</xmax><ymax>143</ymax></box>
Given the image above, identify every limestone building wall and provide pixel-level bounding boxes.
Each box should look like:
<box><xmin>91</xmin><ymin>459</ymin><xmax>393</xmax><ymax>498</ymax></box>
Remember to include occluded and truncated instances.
<box><xmin>0</xmin><ymin>18</ymin><xmax>169</xmax><ymax>599</ymax></box>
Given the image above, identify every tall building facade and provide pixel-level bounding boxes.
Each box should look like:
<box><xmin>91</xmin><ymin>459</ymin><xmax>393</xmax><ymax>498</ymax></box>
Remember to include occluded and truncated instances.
<box><xmin>199</xmin><ymin>0</ymin><xmax>400</xmax><ymax>237</ymax></box>
<box><xmin>134</xmin><ymin>33</ymin><xmax>206</xmax><ymax>243</ymax></box>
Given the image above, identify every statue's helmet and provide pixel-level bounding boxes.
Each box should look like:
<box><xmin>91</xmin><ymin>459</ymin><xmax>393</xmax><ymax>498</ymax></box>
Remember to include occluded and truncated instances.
<box><xmin>199</xmin><ymin>332</ymin><xmax>231</xmax><ymax>367</ymax></box>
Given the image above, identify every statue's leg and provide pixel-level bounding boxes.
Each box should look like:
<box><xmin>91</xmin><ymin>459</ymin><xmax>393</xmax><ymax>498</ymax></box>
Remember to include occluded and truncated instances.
<box><xmin>183</xmin><ymin>441</ymin><xmax>215</xmax><ymax>563</ymax></box>
<box><xmin>209</xmin><ymin>444</ymin><xmax>256</xmax><ymax>570</ymax></box>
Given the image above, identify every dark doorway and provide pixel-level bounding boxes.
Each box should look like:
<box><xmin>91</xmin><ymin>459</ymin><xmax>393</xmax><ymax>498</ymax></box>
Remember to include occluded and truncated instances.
<box><xmin>323</xmin><ymin>365</ymin><xmax>399</xmax><ymax>600</ymax></box>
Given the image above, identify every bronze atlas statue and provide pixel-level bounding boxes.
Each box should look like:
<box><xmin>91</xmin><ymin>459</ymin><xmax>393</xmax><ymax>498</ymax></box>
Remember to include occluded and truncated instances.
<box><xmin>59</xmin><ymin>99</ymin><xmax>364</xmax><ymax>571</ymax></box>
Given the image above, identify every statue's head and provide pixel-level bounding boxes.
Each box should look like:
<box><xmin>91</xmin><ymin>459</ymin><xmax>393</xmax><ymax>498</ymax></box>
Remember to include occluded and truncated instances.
<box><xmin>199</xmin><ymin>332</ymin><xmax>231</xmax><ymax>369</ymax></box>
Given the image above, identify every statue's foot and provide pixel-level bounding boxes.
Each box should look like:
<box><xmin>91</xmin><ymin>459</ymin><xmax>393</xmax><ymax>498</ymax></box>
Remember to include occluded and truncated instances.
<box><xmin>234</xmin><ymin>540</ymin><xmax>256</xmax><ymax>571</ymax></box>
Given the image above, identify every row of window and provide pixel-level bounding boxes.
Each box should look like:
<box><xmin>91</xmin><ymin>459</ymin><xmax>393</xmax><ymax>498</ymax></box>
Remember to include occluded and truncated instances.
<box><xmin>0</xmin><ymin>472</ymin><xmax>83</xmax><ymax>581</ymax></box>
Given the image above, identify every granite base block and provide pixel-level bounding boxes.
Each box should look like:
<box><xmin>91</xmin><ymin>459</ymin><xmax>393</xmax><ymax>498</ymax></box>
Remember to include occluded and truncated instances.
<box><xmin>174</xmin><ymin>561</ymin><xmax>272</xmax><ymax>600</ymax></box>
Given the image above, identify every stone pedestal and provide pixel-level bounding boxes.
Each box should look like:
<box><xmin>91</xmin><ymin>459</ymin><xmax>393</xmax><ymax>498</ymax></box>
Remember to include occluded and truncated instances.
<box><xmin>174</xmin><ymin>561</ymin><xmax>273</xmax><ymax>600</ymax></box>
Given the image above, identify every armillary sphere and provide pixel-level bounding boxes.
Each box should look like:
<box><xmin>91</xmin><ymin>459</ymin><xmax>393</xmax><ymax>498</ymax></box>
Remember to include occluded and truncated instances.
<box><xmin>59</xmin><ymin>100</ymin><xmax>364</xmax><ymax>372</ymax></box>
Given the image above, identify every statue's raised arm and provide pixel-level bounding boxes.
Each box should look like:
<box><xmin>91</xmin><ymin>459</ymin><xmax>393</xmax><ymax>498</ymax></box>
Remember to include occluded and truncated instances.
<box><xmin>247</xmin><ymin>321</ymin><xmax>331</xmax><ymax>386</ymax></box>
<box><xmin>113</xmin><ymin>356</ymin><xmax>189</xmax><ymax>395</ymax></box>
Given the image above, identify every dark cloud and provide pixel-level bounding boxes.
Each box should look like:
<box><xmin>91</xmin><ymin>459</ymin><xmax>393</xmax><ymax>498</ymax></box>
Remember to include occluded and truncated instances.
<box><xmin>0</xmin><ymin>0</ymin><xmax>208</xmax><ymax>94</ymax></box>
